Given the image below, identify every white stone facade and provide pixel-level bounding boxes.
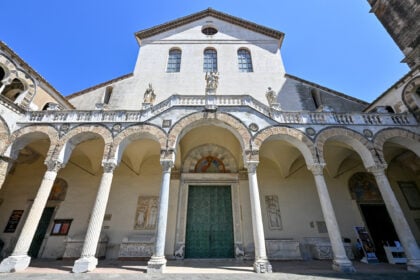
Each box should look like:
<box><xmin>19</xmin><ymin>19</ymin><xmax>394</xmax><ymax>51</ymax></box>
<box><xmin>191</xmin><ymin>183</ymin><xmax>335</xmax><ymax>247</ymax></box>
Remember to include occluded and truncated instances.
<box><xmin>0</xmin><ymin>8</ymin><xmax>419</xmax><ymax>275</ymax></box>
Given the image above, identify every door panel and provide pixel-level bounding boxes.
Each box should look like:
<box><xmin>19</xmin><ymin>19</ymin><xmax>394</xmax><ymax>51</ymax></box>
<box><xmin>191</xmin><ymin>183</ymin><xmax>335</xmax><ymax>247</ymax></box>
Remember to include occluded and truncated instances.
<box><xmin>28</xmin><ymin>207</ymin><xmax>55</xmax><ymax>258</ymax></box>
<box><xmin>185</xmin><ymin>185</ymin><xmax>234</xmax><ymax>258</ymax></box>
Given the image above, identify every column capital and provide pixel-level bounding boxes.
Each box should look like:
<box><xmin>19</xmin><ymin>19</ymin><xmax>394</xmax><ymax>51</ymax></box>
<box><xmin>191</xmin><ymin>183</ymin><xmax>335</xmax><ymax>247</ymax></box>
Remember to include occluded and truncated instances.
<box><xmin>244</xmin><ymin>149</ymin><xmax>259</xmax><ymax>162</ymax></box>
<box><xmin>160</xmin><ymin>159</ymin><xmax>174</xmax><ymax>172</ymax></box>
<box><xmin>102</xmin><ymin>162</ymin><xmax>117</xmax><ymax>173</ymax></box>
<box><xmin>308</xmin><ymin>163</ymin><xmax>326</xmax><ymax>175</ymax></box>
<box><xmin>44</xmin><ymin>160</ymin><xmax>64</xmax><ymax>173</ymax></box>
<box><xmin>245</xmin><ymin>161</ymin><xmax>259</xmax><ymax>173</ymax></box>
<box><xmin>366</xmin><ymin>164</ymin><xmax>387</xmax><ymax>176</ymax></box>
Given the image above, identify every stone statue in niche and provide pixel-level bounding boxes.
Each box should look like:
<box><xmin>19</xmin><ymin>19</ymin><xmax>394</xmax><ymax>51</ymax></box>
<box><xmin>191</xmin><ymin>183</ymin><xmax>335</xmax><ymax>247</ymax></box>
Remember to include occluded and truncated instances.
<box><xmin>143</xmin><ymin>83</ymin><xmax>156</xmax><ymax>104</ymax></box>
<box><xmin>265</xmin><ymin>195</ymin><xmax>282</xmax><ymax>230</ymax></box>
<box><xmin>205</xmin><ymin>71</ymin><xmax>219</xmax><ymax>92</ymax></box>
<box><xmin>134</xmin><ymin>196</ymin><xmax>158</xmax><ymax>230</ymax></box>
<box><xmin>265</xmin><ymin>87</ymin><xmax>278</xmax><ymax>106</ymax></box>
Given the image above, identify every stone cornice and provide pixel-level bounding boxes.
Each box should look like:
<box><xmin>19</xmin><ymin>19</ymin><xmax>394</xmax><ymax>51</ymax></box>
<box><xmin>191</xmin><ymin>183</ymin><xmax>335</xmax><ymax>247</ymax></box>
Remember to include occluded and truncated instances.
<box><xmin>135</xmin><ymin>8</ymin><xmax>284</xmax><ymax>46</ymax></box>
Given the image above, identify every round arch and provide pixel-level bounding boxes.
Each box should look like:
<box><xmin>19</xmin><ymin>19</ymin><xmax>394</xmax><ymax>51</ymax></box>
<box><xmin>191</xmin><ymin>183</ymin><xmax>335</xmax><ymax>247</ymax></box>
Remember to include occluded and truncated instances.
<box><xmin>111</xmin><ymin>124</ymin><xmax>167</xmax><ymax>165</ymax></box>
<box><xmin>167</xmin><ymin>112</ymin><xmax>251</xmax><ymax>152</ymax></box>
<box><xmin>5</xmin><ymin>125</ymin><xmax>59</xmax><ymax>160</ymax></box>
<box><xmin>56</xmin><ymin>125</ymin><xmax>112</xmax><ymax>164</ymax></box>
<box><xmin>316</xmin><ymin>127</ymin><xmax>377</xmax><ymax>168</ymax></box>
<box><xmin>373</xmin><ymin>128</ymin><xmax>420</xmax><ymax>159</ymax></box>
<box><xmin>402</xmin><ymin>76</ymin><xmax>420</xmax><ymax>121</ymax></box>
<box><xmin>253</xmin><ymin>126</ymin><xmax>317</xmax><ymax>167</ymax></box>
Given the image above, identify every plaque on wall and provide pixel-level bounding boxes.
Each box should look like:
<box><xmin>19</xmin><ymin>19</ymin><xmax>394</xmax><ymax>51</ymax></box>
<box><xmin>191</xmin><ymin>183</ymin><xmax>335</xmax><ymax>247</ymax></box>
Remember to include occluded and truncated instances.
<box><xmin>4</xmin><ymin>210</ymin><xmax>24</xmax><ymax>233</ymax></box>
<box><xmin>134</xmin><ymin>196</ymin><xmax>158</xmax><ymax>230</ymax></box>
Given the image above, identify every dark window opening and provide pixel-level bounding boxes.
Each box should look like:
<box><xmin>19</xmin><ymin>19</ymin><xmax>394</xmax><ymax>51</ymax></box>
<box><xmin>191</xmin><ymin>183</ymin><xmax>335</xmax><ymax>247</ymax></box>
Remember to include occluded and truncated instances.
<box><xmin>202</xmin><ymin>27</ymin><xmax>218</xmax><ymax>35</ymax></box>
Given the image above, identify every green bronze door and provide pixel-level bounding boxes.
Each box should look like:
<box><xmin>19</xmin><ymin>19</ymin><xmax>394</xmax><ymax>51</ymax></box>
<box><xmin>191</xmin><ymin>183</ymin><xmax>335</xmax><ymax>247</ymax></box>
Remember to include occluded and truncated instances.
<box><xmin>185</xmin><ymin>185</ymin><xmax>234</xmax><ymax>258</ymax></box>
<box><xmin>28</xmin><ymin>207</ymin><xmax>55</xmax><ymax>258</ymax></box>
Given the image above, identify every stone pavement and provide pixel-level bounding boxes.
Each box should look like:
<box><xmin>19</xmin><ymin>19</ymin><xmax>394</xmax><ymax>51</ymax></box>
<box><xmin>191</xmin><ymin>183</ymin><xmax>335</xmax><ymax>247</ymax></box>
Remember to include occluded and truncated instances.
<box><xmin>0</xmin><ymin>259</ymin><xmax>419</xmax><ymax>280</ymax></box>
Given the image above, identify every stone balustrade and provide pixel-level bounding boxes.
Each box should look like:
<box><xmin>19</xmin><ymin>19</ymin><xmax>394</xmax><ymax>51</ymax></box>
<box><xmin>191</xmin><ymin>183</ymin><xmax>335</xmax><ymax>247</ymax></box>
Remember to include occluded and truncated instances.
<box><xmin>22</xmin><ymin>95</ymin><xmax>417</xmax><ymax>126</ymax></box>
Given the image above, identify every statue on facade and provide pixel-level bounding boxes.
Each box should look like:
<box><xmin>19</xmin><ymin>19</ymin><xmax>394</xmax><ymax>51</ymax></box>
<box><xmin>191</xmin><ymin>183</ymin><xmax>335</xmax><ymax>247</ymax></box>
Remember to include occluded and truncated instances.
<box><xmin>265</xmin><ymin>87</ymin><xmax>277</xmax><ymax>106</ymax></box>
<box><xmin>205</xmin><ymin>71</ymin><xmax>219</xmax><ymax>92</ymax></box>
<box><xmin>143</xmin><ymin>83</ymin><xmax>156</xmax><ymax>104</ymax></box>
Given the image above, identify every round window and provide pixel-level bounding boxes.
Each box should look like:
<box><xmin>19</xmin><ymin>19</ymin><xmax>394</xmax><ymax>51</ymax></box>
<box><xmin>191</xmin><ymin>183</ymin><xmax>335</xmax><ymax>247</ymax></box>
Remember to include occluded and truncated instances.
<box><xmin>202</xmin><ymin>26</ymin><xmax>218</xmax><ymax>35</ymax></box>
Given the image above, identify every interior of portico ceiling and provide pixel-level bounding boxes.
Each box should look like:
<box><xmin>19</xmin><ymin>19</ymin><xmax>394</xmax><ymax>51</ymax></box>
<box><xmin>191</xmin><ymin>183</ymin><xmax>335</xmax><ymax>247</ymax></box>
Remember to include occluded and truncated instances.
<box><xmin>259</xmin><ymin>140</ymin><xmax>307</xmax><ymax>178</ymax></box>
<box><xmin>323</xmin><ymin>141</ymin><xmax>364</xmax><ymax>178</ymax></box>
<box><xmin>383</xmin><ymin>142</ymin><xmax>420</xmax><ymax>178</ymax></box>
<box><xmin>120</xmin><ymin>139</ymin><xmax>160</xmax><ymax>175</ymax></box>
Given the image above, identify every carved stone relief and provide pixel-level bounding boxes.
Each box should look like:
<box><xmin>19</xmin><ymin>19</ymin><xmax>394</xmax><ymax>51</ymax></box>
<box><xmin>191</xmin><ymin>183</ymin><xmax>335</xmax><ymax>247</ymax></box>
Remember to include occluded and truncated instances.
<box><xmin>265</xmin><ymin>195</ymin><xmax>282</xmax><ymax>230</ymax></box>
<box><xmin>134</xmin><ymin>196</ymin><xmax>158</xmax><ymax>230</ymax></box>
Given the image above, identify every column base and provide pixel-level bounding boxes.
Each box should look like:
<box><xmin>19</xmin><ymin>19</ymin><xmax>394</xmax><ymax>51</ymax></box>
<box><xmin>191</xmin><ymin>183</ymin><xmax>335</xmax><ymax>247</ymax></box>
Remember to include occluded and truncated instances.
<box><xmin>332</xmin><ymin>258</ymin><xmax>356</xmax><ymax>273</ymax></box>
<box><xmin>407</xmin><ymin>259</ymin><xmax>420</xmax><ymax>272</ymax></box>
<box><xmin>147</xmin><ymin>256</ymin><xmax>167</xmax><ymax>273</ymax></box>
<box><xmin>72</xmin><ymin>256</ymin><xmax>98</xmax><ymax>273</ymax></box>
<box><xmin>253</xmin><ymin>258</ymin><xmax>272</xmax><ymax>273</ymax></box>
<box><xmin>0</xmin><ymin>255</ymin><xmax>31</xmax><ymax>273</ymax></box>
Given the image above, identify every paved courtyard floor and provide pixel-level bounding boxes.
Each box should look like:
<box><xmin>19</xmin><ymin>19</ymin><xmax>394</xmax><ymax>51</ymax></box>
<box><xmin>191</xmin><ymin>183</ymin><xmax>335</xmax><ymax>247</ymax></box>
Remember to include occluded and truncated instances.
<box><xmin>0</xmin><ymin>259</ymin><xmax>419</xmax><ymax>280</ymax></box>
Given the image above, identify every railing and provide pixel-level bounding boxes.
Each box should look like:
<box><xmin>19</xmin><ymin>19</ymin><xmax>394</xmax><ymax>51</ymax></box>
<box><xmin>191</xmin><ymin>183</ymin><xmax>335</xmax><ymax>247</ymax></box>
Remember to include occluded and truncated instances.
<box><xmin>22</xmin><ymin>95</ymin><xmax>417</xmax><ymax>126</ymax></box>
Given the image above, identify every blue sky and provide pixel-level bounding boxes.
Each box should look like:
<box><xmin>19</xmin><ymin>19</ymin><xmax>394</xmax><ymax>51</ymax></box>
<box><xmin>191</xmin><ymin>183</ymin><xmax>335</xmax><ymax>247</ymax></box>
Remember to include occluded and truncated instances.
<box><xmin>0</xmin><ymin>1</ymin><xmax>409</xmax><ymax>102</ymax></box>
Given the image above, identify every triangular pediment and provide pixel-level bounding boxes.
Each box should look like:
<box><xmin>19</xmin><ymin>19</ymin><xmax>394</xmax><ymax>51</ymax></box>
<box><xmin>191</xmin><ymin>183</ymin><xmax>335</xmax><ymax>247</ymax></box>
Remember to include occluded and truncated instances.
<box><xmin>135</xmin><ymin>8</ymin><xmax>284</xmax><ymax>44</ymax></box>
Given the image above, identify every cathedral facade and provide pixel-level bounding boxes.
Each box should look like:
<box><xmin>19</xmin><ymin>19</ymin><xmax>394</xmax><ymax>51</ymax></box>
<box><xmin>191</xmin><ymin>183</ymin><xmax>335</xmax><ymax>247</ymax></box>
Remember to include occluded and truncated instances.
<box><xmin>0</xmin><ymin>7</ymin><xmax>419</xmax><ymax>274</ymax></box>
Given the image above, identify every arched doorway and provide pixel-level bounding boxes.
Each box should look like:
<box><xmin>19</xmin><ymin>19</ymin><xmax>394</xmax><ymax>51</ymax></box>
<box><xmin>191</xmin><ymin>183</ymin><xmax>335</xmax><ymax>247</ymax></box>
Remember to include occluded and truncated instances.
<box><xmin>174</xmin><ymin>124</ymin><xmax>244</xmax><ymax>259</ymax></box>
<box><xmin>349</xmin><ymin>172</ymin><xmax>399</xmax><ymax>261</ymax></box>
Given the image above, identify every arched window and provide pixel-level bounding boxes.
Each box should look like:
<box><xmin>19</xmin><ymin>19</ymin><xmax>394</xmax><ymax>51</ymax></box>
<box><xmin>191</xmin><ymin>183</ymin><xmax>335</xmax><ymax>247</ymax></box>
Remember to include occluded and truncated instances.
<box><xmin>0</xmin><ymin>67</ymin><xmax>5</xmax><ymax>87</ymax></box>
<box><xmin>2</xmin><ymin>78</ymin><xmax>25</xmax><ymax>102</ymax></box>
<box><xmin>103</xmin><ymin>86</ymin><xmax>113</xmax><ymax>104</ymax></box>
<box><xmin>237</xmin><ymin>49</ymin><xmax>253</xmax><ymax>72</ymax></box>
<box><xmin>167</xmin><ymin>49</ymin><xmax>181</xmax><ymax>72</ymax></box>
<box><xmin>203</xmin><ymin>48</ymin><xmax>217</xmax><ymax>72</ymax></box>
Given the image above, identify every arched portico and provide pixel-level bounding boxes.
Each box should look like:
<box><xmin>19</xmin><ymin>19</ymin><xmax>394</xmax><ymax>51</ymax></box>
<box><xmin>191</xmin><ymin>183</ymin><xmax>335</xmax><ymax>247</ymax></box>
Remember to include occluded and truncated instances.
<box><xmin>317</xmin><ymin>127</ymin><xmax>420</xmax><ymax>272</ymax></box>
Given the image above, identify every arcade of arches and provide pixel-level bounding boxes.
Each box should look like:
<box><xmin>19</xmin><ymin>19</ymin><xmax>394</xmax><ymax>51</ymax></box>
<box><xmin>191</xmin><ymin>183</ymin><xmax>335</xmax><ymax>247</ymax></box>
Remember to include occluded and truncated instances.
<box><xmin>0</xmin><ymin>120</ymin><xmax>419</xmax><ymax>273</ymax></box>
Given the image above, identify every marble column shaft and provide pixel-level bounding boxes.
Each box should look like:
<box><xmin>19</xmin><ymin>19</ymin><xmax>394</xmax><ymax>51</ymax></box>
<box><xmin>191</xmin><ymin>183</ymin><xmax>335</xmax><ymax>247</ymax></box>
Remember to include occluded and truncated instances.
<box><xmin>147</xmin><ymin>159</ymin><xmax>173</xmax><ymax>273</ymax></box>
<box><xmin>72</xmin><ymin>162</ymin><xmax>116</xmax><ymax>273</ymax></box>
<box><xmin>0</xmin><ymin>160</ymin><xmax>62</xmax><ymax>272</ymax></box>
<box><xmin>246</xmin><ymin>161</ymin><xmax>272</xmax><ymax>273</ymax></box>
<box><xmin>310</xmin><ymin>164</ymin><xmax>355</xmax><ymax>272</ymax></box>
<box><xmin>369</xmin><ymin>166</ymin><xmax>420</xmax><ymax>271</ymax></box>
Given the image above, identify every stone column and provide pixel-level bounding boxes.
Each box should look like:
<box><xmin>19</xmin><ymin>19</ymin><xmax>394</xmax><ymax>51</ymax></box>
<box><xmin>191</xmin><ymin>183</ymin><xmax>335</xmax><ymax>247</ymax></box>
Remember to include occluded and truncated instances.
<box><xmin>147</xmin><ymin>159</ymin><xmax>173</xmax><ymax>273</ymax></box>
<box><xmin>309</xmin><ymin>164</ymin><xmax>355</xmax><ymax>272</ymax></box>
<box><xmin>0</xmin><ymin>160</ymin><xmax>63</xmax><ymax>273</ymax></box>
<box><xmin>246</xmin><ymin>161</ymin><xmax>272</xmax><ymax>273</ymax></box>
<box><xmin>368</xmin><ymin>165</ymin><xmax>420</xmax><ymax>272</ymax></box>
<box><xmin>72</xmin><ymin>162</ymin><xmax>116</xmax><ymax>273</ymax></box>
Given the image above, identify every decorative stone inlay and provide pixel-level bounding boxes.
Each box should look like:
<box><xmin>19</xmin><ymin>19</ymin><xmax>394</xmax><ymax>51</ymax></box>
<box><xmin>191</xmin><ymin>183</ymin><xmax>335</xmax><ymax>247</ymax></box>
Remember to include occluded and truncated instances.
<box><xmin>306</xmin><ymin>127</ymin><xmax>316</xmax><ymax>136</ymax></box>
<box><xmin>249</xmin><ymin>123</ymin><xmax>259</xmax><ymax>132</ymax></box>
<box><xmin>162</xmin><ymin>119</ymin><xmax>172</xmax><ymax>128</ymax></box>
<box><xmin>112</xmin><ymin>123</ymin><xmax>122</xmax><ymax>134</ymax></box>
<box><xmin>363</xmin><ymin>129</ymin><xmax>373</xmax><ymax>138</ymax></box>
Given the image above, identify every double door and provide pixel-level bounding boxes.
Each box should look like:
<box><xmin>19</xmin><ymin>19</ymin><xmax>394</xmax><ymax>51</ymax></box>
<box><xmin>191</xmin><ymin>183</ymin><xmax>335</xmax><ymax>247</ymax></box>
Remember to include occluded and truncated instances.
<box><xmin>185</xmin><ymin>185</ymin><xmax>234</xmax><ymax>258</ymax></box>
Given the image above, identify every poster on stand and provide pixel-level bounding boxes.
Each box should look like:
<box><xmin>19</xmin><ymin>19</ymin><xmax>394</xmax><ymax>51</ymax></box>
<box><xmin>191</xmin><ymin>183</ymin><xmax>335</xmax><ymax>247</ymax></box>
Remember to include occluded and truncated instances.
<box><xmin>354</xmin><ymin>226</ymin><xmax>378</xmax><ymax>263</ymax></box>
